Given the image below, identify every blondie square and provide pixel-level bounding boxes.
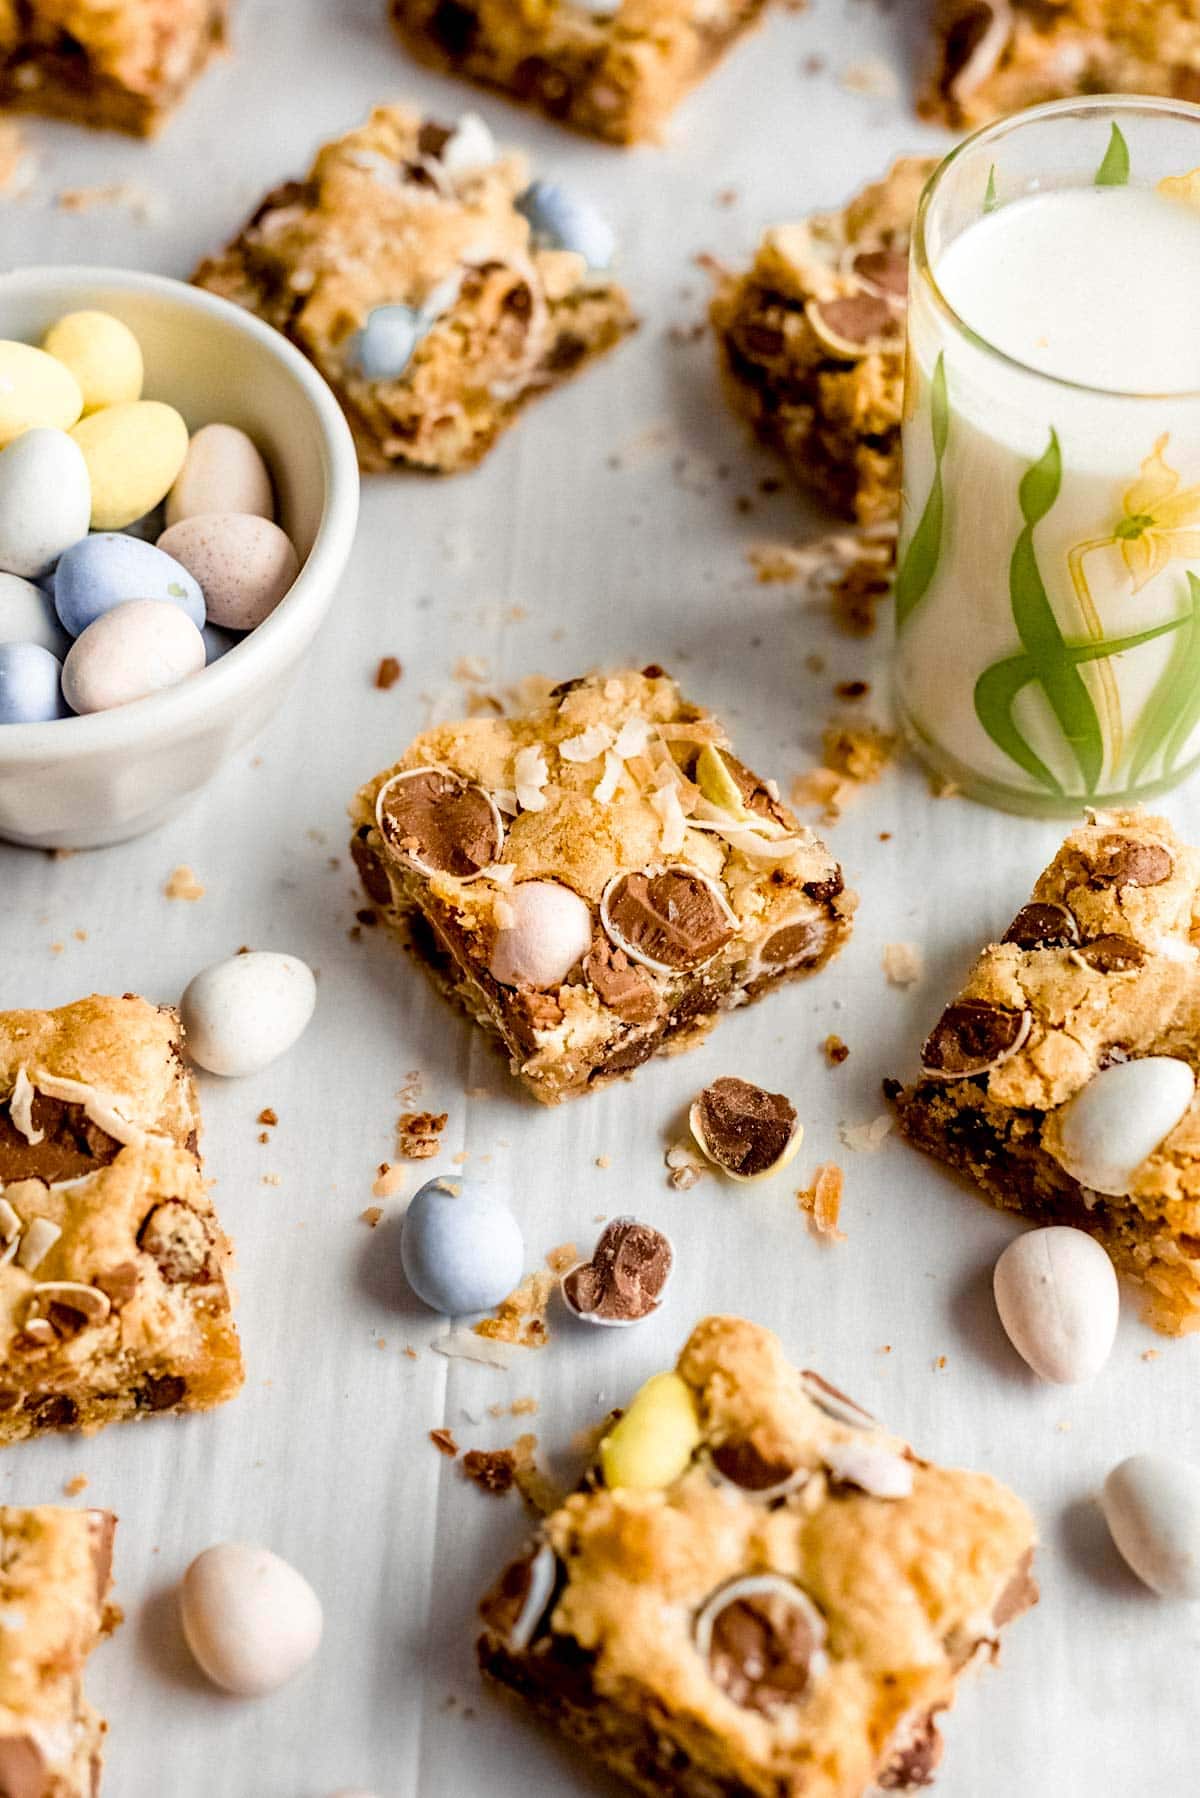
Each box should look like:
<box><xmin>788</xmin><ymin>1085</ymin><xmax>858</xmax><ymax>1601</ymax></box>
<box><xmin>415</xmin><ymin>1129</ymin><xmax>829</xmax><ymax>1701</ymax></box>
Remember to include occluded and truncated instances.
<box><xmin>478</xmin><ymin>1315</ymin><xmax>1037</xmax><ymax>1798</ymax></box>
<box><xmin>921</xmin><ymin>1</ymin><xmax>1200</xmax><ymax>130</ymax></box>
<box><xmin>893</xmin><ymin>809</ymin><xmax>1200</xmax><ymax>1335</ymax></box>
<box><xmin>193</xmin><ymin>103</ymin><xmax>636</xmax><ymax>473</ymax></box>
<box><xmin>389</xmin><ymin>0</ymin><xmax>773</xmax><ymax>145</ymax></box>
<box><xmin>710</xmin><ymin>158</ymin><xmax>934</xmax><ymax>527</ymax></box>
<box><xmin>0</xmin><ymin>1505</ymin><xmax>118</xmax><ymax>1795</ymax></box>
<box><xmin>0</xmin><ymin>994</ymin><xmax>244</xmax><ymax>1443</ymax></box>
<box><xmin>350</xmin><ymin>668</ymin><xmax>854</xmax><ymax>1104</ymax></box>
<box><xmin>0</xmin><ymin>0</ymin><xmax>227</xmax><ymax>136</ymax></box>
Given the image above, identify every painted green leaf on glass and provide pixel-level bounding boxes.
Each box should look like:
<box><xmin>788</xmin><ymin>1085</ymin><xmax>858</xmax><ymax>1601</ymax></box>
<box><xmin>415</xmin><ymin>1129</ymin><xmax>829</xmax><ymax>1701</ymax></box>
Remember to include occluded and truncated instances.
<box><xmin>983</xmin><ymin>165</ymin><xmax>998</xmax><ymax>214</ymax></box>
<box><xmin>894</xmin><ymin>352</ymin><xmax>948</xmax><ymax>633</ymax></box>
<box><xmin>1127</xmin><ymin>573</ymin><xmax>1200</xmax><ymax>784</ymax></box>
<box><xmin>1164</xmin><ymin>573</ymin><xmax>1200</xmax><ymax>771</ymax></box>
<box><xmin>1095</xmin><ymin>123</ymin><xmax>1130</xmax><ymax>187</ymax></box>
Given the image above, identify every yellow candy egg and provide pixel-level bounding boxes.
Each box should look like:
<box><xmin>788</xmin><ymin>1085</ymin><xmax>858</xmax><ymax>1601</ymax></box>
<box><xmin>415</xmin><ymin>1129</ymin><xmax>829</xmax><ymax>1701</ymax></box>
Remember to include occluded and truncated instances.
<box><xmin>71</xmin><ymin>401</ymin><xmax>189</xmax><ymax>531</ymax></box>
<box><xmin>599</xmin><ymin>1372</ymin><xmax>702</xmax><ymax>1492</ymax></box>
<box><xmin>0</xmin><ymin>341</ymin><xmax>83</xmax><ymax>447</ymax></box>
<box><xmin>42</xmin><ymin>310</ymin><xmax>144</xmax><ymax>415</ymax></box>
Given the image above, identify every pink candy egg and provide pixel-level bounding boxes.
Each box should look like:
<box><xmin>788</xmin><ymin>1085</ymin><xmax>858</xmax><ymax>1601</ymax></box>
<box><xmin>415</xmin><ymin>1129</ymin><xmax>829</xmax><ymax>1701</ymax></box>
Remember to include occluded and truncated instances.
<box><xmin>157</xmin><ymin>513</ymin><xmax>299</xmax><ymax>630</ymax></box>
<box><xmin>62</xmin><ymin>599</ymin><xmax>205</xmax><ymax>714</ymax></box>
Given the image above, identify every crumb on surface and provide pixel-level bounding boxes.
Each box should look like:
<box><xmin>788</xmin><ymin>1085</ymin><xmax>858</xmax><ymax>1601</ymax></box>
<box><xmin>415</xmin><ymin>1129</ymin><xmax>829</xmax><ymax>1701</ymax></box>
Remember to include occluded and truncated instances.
<box><xmin>823</xmin><ymin>1034</ymin><xmax>850</xmax><ymax>1066</ymax></box>
<box><xmin>595</xmin><ymin>1154</ymin><xmax>611</xmax><ymax>1169</ymax></box>
<box><xmin>934</xmin><ymin>1355</ymin><xmax>948</xmax><ymax>1371</ymax></box>
<box><xmin>544</xmin><ymin>1242</ymin><xmax>578</xmax><ymax>1277</ymax></box>
<box><xmin>430</xmin><ymin>1428</ymin><xmax>459</xmax><ymax>1458</ymax></box>
<box><xmin>796</xmin><ymin>1163</ymin><xmax>845</xmax><ymax>1240</ymax></box>
<box><xmin>164</xmin><ymin>865</ymin><xmax>205</xmax><ymax>901</ymax></box>
<box><xmin>261</xmin><ymin>1173</ymin><xmax>282</xmax><ymax>1187</ymax></box>
<box><xmin>62</xmin><ymin>1474</ymin><xmax>88</xmax><ymax>1497</ymax></box>
<box><xmin>882</xmin><ymin>942</ymin><xmax>923</xmax><ymax>988</ymax></box>
<box><xmin>258</xmin><ymin>1108</ymin><xmax>278</xmax><ymax>1127</ymax></box>
<box><xmin>360</xmin><ymin>1206</ymin><xmax>384</xmax><ymax>1228</ymax></box>
<box><xmin>397</xmin><ymin>1110</ymin><xmax>447</xmax><ymax>1160</ymax></box>
<box><xmin>373</xmin><ymin>1162</ymin><xmax>407</xmax><ymax>1199</ymax></box>
<box><xmin>462</xmin><ymin>1447</ymin><xmax>516</xmax><ymax>1495</ymax></box>
<box><xmin>473</xmin><ymin>1271</ymin><xmax>555</xmax><ymax>1349</ymax></box>
<box><xmin>375</xmin><ymin>655</ymin><xmax>403</xmax><ymax>690</ymax></box>
<box><xmin>665</xmin><ymin>1142</ymin><xmax>707</xmax><ymax>1190</ymax></box>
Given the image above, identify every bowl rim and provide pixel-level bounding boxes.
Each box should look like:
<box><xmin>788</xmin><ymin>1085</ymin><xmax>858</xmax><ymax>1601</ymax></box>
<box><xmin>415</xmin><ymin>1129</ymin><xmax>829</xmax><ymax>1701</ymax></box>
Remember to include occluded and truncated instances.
<box><xmin>0</xmin><ymin>264</ymin><xmax>360</xmax><ymax>763</ymax></box>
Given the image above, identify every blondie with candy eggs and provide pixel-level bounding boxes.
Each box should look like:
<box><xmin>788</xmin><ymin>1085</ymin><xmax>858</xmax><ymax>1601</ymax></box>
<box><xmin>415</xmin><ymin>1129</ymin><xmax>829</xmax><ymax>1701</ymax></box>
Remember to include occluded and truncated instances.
<box><xmin>350</xmin><ymin>668</ymin><xmax>854</xmax><ymax>1104</ymax></box>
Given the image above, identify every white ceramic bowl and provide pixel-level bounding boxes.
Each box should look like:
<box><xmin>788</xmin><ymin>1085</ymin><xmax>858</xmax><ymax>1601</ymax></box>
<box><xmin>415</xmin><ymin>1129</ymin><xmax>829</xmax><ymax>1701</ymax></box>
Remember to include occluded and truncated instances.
<box><xmin>0</xmin><ymin>267</ymin><xmax>359</xmax><ymax>849</ymax></box>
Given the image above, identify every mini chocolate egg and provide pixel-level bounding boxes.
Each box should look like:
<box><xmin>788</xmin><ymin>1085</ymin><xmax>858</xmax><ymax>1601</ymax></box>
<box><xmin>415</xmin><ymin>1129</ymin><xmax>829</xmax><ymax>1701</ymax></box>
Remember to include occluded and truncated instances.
<box><xmin>42</xmin><ymin>310</ymin><xmax>143</xmax><ymax>414</ymax></box>
<box><xmin>180</xmin><ymin>1543</ymin><xmax>323</xmax><ymax>1695</ymax></box>
<box><xmin>54</xmin><ymin>534</ymin><xmax>204</xmax><ymax>637</ymax></box>
<box><xmin>71</xmin><ymin>400</ymin><xmax>189</xmax><ymax>531</ymax></box>
<box><xmin>992</xmin><ymin>1227</ymin><xmax>1119</xmax><ymax>1384</ymax></box>
<box><xmin>180</xmin><ymin>950</ymin><xmax>317</xmax><ymax>1077</ymax></box>
<box><xmin>515</xmin><ymin>181</ymin><xmax>616</xmax><ymax>268</ymax></box>
<box><xmin>488</xmin><ymin>880</ymin><xmax>593</xmax><ymax>989</ymax></box>
<box><xmin>1053</xmin><ymin>1056</ymin><xmax>1196</xmax><ymax>1196</ymax></box>
<box><xmin>401</xmin><ymin>1176</ymin><xmax>524</xmax><ymax>1315</ymax></box>
<box><xmin>348</xmin><ymin>305</ymin><xmax>426</xmax><ymax>382</ymax></box>
<box><xmin>1101</xmin><ymin>1454</ymin><xmax>1200</xmax><ymax>1599</ymax></box>
<box><xmin>0</xmin><ymin>427</ymin><xmax>91</xmax><ymax>579</ymax></box>
<box><xmin>0</xmin><ymin>643</ymin><xmax>68</xmax><ymax>723</ymax></box>
<box><xmin>0</xmin><ymin>340</ymin><xmax>83</xmax><ymax>446</ymax></box>
<box><xmin>0</xmin><ymin>573</ymin><xmax>69</xmax><ymax>656</ymax></box>
<box><xmin>62</xmin><ymin>600</ymin><xmax>204</xmax><ymax>714</ymax></box>
<box><xmin>166</xmin><ymin>423</ymin><xmax>274</xmax><ymax>526</ymax></box>
<box><xmin>157</xmin><ymin>513</ymin><xmax>299</xmax><ymax>630</ymax></box>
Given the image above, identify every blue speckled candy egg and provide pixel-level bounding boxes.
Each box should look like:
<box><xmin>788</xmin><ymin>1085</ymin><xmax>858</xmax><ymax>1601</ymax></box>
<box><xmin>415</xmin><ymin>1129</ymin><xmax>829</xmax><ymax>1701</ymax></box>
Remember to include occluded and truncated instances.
<box><xmin>54</xmin><ymin>533</ymin><xmax>205</xmax><ymax>638</ymax></box>
<box><xmin>348</xmin><ymin>305</ymin><xmax>425</xmax><ymax>382</ymax></box>
<box><xmin>0</xmin><ymin>642</ymin><xmax>68</xmax><ymax>723</ymax></box>
<box><xmin>400</xmin><ymin>1177</ymin><xmax>524</xmax><ymax>1315</ymax></box>
<box><xmin>0</xmin><ymin>573</ymin><xmax>69</xmax><ymax>656</ymax></box>
<box><xmin>515</xmin><ymin>181</ymin><xmax>616</xmax><ymax>269</ymax></box>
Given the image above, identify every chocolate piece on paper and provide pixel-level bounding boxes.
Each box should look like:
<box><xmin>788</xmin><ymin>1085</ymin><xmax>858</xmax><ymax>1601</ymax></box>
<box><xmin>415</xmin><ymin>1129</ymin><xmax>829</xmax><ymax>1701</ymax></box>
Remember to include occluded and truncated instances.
<box><xmin>562</xmin><ymin>1218</ymin><xmax>672</xmax><ymax>1325</ymax></box>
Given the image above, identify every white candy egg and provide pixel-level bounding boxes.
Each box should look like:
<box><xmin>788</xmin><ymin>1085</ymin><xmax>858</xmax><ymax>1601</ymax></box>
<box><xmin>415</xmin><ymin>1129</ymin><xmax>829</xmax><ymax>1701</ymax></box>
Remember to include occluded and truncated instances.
<box><xmin>180</xmin><ymin>951</ymin><xmax>316</xmax><ymax>1077</ymax></box>
<box><xmin>1054</xmin><ymin>1056</ymin><xmax>1196</xmax><ymax>1196</ymax></box>
<box><xmin>0</xmin><ymin>427</ymin><xmax>90</xmax><ymax>579</ymax></box>
<box><xmin>992</xmin><ymin>1226</ymin><xmax>1119</xmax><ymax>1383</ymax></box>
<box><xmin>180</xmin><ymin>1543</ymin><xmax>323</xmax><ymax>1695</ymax></box>
<box><xmin>61</xmin><ymin>599</ymin><xmax>205</xmax><ymax>714</ymax></box>
<box><xmin>0</xmin><ymin>572</ymin><xmax>69</xmax><ymax>655</ymax></box>
<box><xmin>1101</xmin><ymin>1454</ymin><xmax>1200</xmax><ymax>1599</ymax></box>
<box><xmin>166</xmin><ymin>423</ymin><xmax>274</xmax><ymax>526</ymax></box>
<box><xmin>487</xmin><ymin>880</ymin><xmax>593</xmax><ymax>989</ymax></box>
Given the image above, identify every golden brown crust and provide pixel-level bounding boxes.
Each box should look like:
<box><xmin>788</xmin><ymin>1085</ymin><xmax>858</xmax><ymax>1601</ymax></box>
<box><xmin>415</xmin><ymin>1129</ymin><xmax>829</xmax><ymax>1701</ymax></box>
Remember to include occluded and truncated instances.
<box><xmin>350</xmin><ymin>669</ymin><xmax>854</xmax><ymax>1102</ymax></box>
<box><xmin>193</xmin><ymin>102</ymin><xmax>636</xmax><ymax>474</ymax></box>
<box><xmin>710</xmin><ymin>157</ymin><xmax>934</xmax><ymax>526</ymax></box>
<box><xmin>0</xmin><ymin>0</ymin><xmax>228</xmax><ymax>135</ymax></box>
<box><xmin>479</xmin><ymin>1316</ymin><xmax>1036</xmax><ymax>1798</ymax></box>
<box><xmin>895</xmin><ymin>809</ymin><xmax>1200</xmax><ymax>1333</ymax></box>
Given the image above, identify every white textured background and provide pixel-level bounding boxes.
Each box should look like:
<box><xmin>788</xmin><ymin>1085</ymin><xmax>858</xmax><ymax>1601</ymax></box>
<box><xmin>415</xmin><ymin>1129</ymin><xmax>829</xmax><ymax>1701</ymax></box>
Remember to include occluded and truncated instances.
<box><xmin>0</xmin><ymin>1</ymin><xmax>1196</xmax><ymax>1793</ymax></box>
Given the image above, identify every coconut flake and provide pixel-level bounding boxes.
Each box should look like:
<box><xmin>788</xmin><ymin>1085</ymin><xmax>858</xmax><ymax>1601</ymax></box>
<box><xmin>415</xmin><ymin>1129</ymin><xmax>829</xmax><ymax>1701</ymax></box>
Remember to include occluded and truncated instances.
<box><xmin>431</xmin><ymin>1329</ymin><xmax>517</xmax><ymax>1369</ymax></box>
<box><xmin>613</xmin><ymin>716</ymin><xmax>653</xmax><ymax>758</ymax></box>
<box><xmin>839</xmin><ymin>1115</ymin><xmax>894</xmax><ymax>1154</ymax></box>
<box><xmin>493</xmin><ymin>788</ymin><xmax>520</xmax><ymax>816</ymax></box>
<box><xmin>8</xmin><ymin>1068</ymin><xmax>42</xmax><ymax>1145</ymax></box>
<box><xmin>558</xmin><ymin>724</ymin><xmax>615</xmax><ymax>763</ymax></box>
<box><xmin>650</xmin><ymin>783</ymin><xmax>687</xmax><ymax>854</ymax></box>
<box><xmin>594</xmin><ymin>751</ymin><xmax>623</xmax><ymax>804</ymax></box>
<box><xmin>514</xmin><ymin>745</ymin><xmax>549</xmax><ymax>812</ymax></box>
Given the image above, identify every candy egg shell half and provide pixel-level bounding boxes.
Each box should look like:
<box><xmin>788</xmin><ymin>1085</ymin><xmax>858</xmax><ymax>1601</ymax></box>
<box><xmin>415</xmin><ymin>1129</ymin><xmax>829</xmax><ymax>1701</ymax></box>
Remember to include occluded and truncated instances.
<box><xmin>72</xmin><ymin>400</ymin><xmax>189</xmax><ymax>531</ymax></box>
<box><xmin>1101</xmin><ymin>1454</ymin><xmax>1200</xmax><ymax>1599</ymax></box>
<box><xmin>166</xmin><ymin>423</ymin><xmax>274</xmax><ymax>526</ymax></box>
<box><xmin>62</xmin><ymin>600</ymin><xmax>205</xmax><ymax>714</ymax></box>
<box><xmin>42</xmin><ymin>310</ymin><xmax>143</xmax><ymax>414</ymax></box>
<box><xmin>180</xmin><ymin>951</ymin><xmax>317</xmax><ymax>1078</ymax></box>
<box><xmin>0</xmin><ymin>643</ymin><xmax>68</xmax><ymax>723</ymax></box>
<box><xmin>400</xmin><ymin>1177</ymin><xmax>524</xmax><ymax>1315</ymax></box>
<box><xmin>0</xmin><ymin>573</ymin><xmax>69</xmax><ymax>655</ymax></box>
<box><xmin>54</xmin><ymin>534</ymin><xmax>205</xmax><ymax>637</ymax></box>
<box><xmin>992</xmin><ymin>1226</ymin><xmax>1119</xmax><ymax>1384</ymax></box>
<box><xmin>1053</xmin><ymin>1056</ymin><xmax>1196</xmax><ymax>1196</ymax></box>
<box><xmin>0</xmin><ymin>427</ymin><xmax>91</xmax><ymax>579</ymax></box>
<box><xmin>180</xmin><ymin>1543</ymin><xmax>323</xmax><ymax>1695</ymax></box>
<box><xmin>488</xmin><ymin>881</ymin><xmax>594</xmax><ymax>989</ymax></box>
<box><xmin>157</xmin><ymin>513</ymin><xmax>300</xmax><ymax>630</ymax></box>
<box><xmin>0</xmin><ymin>341</ymin><xmax>82</xmax><ymax>446</ymax></box>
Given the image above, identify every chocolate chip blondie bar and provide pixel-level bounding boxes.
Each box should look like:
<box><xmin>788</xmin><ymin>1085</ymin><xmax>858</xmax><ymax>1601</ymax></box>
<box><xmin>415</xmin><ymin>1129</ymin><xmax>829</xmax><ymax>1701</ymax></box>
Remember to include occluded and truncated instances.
<box><xmin>350</xmin><ymin>668</ymin><xmax>854</xmax><ymax>1104</ymax></box>
<box><xmin>389</xmin><ymin>0</ymin><xmax>773</xmax><ymax>145</ymax></box>
<box><xmin>0</xmin><ymin>0</ymin><xmax>227</xmax><ymax>135</ymax></box>
<box><xmin>478</xmin><ymin>1315</ymin><xmax>1037</xmax><ymax>1797</ymax></box>
<box><xmin>893</xmin><ymin>810</ymin><xmax>1200</xmax><ymax>1335</ymax></box>
<box><xmin>710</xmin><ymin>158</ymin><xmax>933</xmax><ymax>527</ymax></box>
<box><xmin>193</xmin><ymin>103</ymin><xmax>635</xmax><ymax>473</ymax></box>
<box><xmin>0</xmin><ymin>994</ymin><xmax>244</xmax><ymax>1442</ymax></box>
<box><xmin>921</xmin><ymin>1</ymin><xmax>1200</xmax><ymax>130</ymax></box>
<box><xmin>0</xmin><ymin>1506</ymin><xmax>118</xmax><ymax>1795</ymax></box>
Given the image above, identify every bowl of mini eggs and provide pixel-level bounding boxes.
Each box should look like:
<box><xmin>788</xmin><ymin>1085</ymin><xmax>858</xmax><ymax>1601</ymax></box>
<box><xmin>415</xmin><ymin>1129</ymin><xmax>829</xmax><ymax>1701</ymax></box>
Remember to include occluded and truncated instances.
<box><xmin>0</xmin><ymin>267</ymin><xmax>360</xmax><ymax>848</ymax></box>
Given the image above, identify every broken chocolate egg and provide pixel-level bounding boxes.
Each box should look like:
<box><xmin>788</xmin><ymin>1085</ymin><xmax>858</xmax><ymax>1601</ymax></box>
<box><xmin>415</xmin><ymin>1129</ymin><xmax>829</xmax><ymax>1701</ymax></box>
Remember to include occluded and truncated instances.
<box><xmin>1001</xmin><ymin>902</ymin><xmax>1079</xmax><ymax>950</ymax></box>
<box><xmin>822</xmin><ymin>1440</ymin><xmax>913</xmax><ymax>1499</ymax></box>
<box><xmin>689</xmin><ymin>1076</ymin><xmax>801</xmax><ymax>1182</ymax></box>
<box><xmin>1052</xmin><ymin>1057</ymin><xmax>1195</xmax><ymax>1197</ymax></box>
<box><xmin>707</xmin><ymin>1439</ymin><xmax>807</xmax><ymax>1502</ymax></box>
<box><xmin>799</xmin><ymin>1369</ymin><xmax>876</xmax><ymax>1431</ymax></box>
<box><xmin>805</xmin><ymin>292</ymin><xmax>903</xmax><ymax>358</ymax></box>
<box><xmin>599</xmin><ymin>863</ymin><xmax>736</xmax><ymax>975</ymax></box>
<box><xmin>944</xmin><ymin>0</ymin><xmax>1014</xmax><ymax>105</ymax></box>
<box><xmin>561</xmin><ymin>1217</ymin><xmax>673</xmax><ymax>1327</ymax></box>
<box><xmin>375</xmin><ymin>765</ymin><xmax>504</xmax><ymax>880</ymax></box>
<box><xmin>1089</xmin><ymin>835</ymin><xmax>1173</xmax><ymax>889</ymax></box>
<box><xmin>479</xmin><ymin>1541</ymin><xmax>560</xmax><ymax>1648</ymax></box>
<box><xmin>487</xmin><ymin>880</ymin><xmax>593</xmax><ymax>990</ymax></box>
<box><xmin>694</xmin><ymin>1575</ymin><xmax>828</xmax><ymax>1715</ymax></box>
<box><xmin>919</xmin><ymin>999</ymin><xmax>1031</xmax><ymax>1080</ymax></box>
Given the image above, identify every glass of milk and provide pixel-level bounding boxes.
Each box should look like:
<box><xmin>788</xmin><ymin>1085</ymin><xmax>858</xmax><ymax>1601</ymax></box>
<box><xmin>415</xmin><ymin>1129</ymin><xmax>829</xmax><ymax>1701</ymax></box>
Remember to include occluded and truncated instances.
<box><xmin>897</xmin><ymin>96</ymin><xmax>1200</xmax><ymax>814</ymax></box>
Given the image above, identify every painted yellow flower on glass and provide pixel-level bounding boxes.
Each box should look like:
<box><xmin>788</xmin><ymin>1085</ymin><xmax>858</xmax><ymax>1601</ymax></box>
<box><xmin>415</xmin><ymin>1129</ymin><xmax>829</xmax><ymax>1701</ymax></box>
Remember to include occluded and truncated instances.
<box><xmin>1068</xmin><ymin>435</ymin><xmax>1200</xmax><ymax>769</ymax></box>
